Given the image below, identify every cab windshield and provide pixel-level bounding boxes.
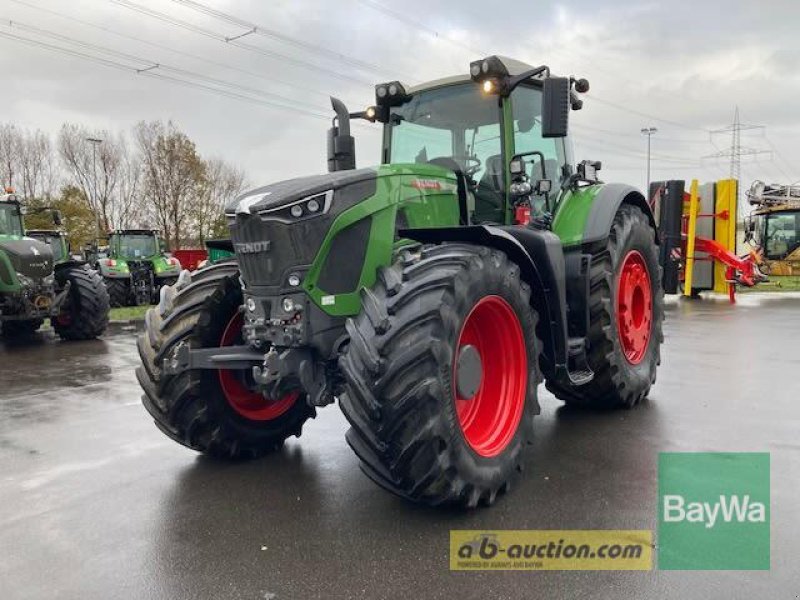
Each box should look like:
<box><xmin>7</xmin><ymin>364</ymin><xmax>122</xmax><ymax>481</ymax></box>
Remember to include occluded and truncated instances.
<box><xmin>30</xmin><ymin>233</ymin><xmax>67</xmax><ymax>262</ymax></box>
<box><xmin>112</xmin><ymin>234</ymin><xmax>158</xmax><ymax>259</ymax></box>
<box><xmin>388</xmin><ymin>83</ymin><xmax>503</xmax><ymax>221</ymax></box>
<box><xmin>0</xmin><ymin>202</ymin><xmax>24</xmax><ymax>236</ymax></box>
<box><xmin>386</xmin><ymin>82</ymin><xmax>566</xmax><ymax>223</ymax></box>
<box><xmin>765</xmin><ymin>212</ymin><xmax>800</xmax><ymax>259</ymax></box>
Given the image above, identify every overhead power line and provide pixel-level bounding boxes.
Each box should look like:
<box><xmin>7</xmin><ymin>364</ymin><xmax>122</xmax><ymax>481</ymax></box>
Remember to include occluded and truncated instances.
<box><xmin>704</xmin><ymin>107</ymin><xmax>771</xmax><ymax>190</ymax></box>
<box><xmin>9</xmin><ymin>0</ymin><xmax>360</xmax><ymax>106</ymax></box>
<box><xmin>170</xmin><ymin>0</ymin><xmax>406</xmax><ymax>80</ymax></box>
<box><xmin>2</xmin><ymin>19</ymin><xmax>330</xmax><ymax>117</ymax></box>
<box><xmin>0</xmin><ymin>27</ymin><xmax>332</xmax><ymax>121</ymax></box>
<box><xmin>109</xmin><ymin>0</ymin><xmax>373</xmax><ymax>86</ymax></box>
<box><xmin>356</xmin><ymin>0</ymin><xmax>712</xmax><ymax>132</ymax></box>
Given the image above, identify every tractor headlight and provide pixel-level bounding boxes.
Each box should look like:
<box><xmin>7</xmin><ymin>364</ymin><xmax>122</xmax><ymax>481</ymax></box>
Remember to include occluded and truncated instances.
<box><xmin>257</xmin><ymin>190</ymin><xmax>333</xmax><ymax>222</ymax></box>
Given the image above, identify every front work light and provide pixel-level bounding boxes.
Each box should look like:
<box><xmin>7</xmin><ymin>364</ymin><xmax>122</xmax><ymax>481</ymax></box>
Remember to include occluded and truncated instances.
<box><xmin>374</xmin><ymin>81</ymin><xmax>408</xmax><ymax>107</ymax></box>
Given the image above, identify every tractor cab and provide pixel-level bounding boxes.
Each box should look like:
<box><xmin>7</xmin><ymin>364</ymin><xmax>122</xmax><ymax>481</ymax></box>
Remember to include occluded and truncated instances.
<box><xmin>379</xmin><ymin>65</ymin><xmax>573</xmax><ymax>224</ymax></box>
<box><xmin>0</xmin><ymin>189</ymin><xmax>26</xmax><ymax>238</ymax></box>
<box><xmin>746</xmin><ymin>181</ymin><xmax>800</xmax><ymax>275</ymax></box>
<box><xmin>331</xmin><ymin>56</ymin><xmax>590</xmax><ymax>227</ymax></box>
<box><xmin>26</xmin><ymin>230</ymin><xmax>69</xmax><ymax>264</ymax></box>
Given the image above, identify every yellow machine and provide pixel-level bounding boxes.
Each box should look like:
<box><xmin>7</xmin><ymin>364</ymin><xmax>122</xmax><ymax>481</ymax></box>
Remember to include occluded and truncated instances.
<box><xmin>745</xmin><ymin>181</ymin><xmax>800</xmax><ymax>276</ymax></box>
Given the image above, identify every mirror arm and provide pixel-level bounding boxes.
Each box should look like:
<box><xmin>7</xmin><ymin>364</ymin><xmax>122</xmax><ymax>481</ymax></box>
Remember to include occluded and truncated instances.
<box><xmin>503</xmin><ymin>65</ymin><xmax>550</xmax><ymax>96</ymax></box>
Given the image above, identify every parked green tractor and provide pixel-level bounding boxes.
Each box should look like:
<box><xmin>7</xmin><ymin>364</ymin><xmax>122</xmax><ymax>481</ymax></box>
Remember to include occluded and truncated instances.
<box><xmin>26</xmin><ymin>230</ymin><xmax>70</xmax><ymax>265</ymax></box>
<box><xmin>0</xmin><ymin>190</ymin><xmax>109</xmax><ymax>340</ymax></box>
<box><xmin>137</xmin><ymin>56</ymin><xmax>663</xmax><ymax>507</ymax></box>
<box><xmin>93</xmin><ymin>229</ymin><xmax>182</xmax><ymax>306</ymax></box>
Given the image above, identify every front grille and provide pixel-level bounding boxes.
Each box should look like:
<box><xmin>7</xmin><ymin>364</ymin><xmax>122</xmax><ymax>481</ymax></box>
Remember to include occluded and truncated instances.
<box><xmin>230</xmin><ymin>213</ymin><xmax>330</xmax><ymax>288</ymax></box>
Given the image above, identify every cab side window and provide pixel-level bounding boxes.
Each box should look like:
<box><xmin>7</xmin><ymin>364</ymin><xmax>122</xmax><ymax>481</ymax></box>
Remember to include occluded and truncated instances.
<box><xmin>511</xmin><ymin>85</ymin><xmax>566</xmax><ymax>187</ymax></box>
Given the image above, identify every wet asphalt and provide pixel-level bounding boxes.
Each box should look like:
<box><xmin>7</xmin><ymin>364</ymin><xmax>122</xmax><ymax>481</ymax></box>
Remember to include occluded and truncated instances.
<box><xmin>1</xmin><ymin>294</ymin><xmax>799</xmax><ymax>599</ymax></box>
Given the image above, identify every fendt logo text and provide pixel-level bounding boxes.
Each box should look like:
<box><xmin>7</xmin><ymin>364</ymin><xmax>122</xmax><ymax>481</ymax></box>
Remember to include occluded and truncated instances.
<box><xmin>234</xmin><ymin>240</ymin><xmax>271</xmax><ymax>254</ymax></box>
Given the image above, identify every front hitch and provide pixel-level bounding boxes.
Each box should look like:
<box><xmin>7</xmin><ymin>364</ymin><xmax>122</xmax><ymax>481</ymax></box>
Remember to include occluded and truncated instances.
<box><xmin>162</xmin><ymin>342</ymin><xmax>335</xmax><ymax>408</ymax></box>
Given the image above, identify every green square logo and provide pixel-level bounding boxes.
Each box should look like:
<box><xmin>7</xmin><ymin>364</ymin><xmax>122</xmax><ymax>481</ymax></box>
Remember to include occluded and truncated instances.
<box><xmin>658</xmin><ymin>452</ymin><xmax>770</xmax><ymax>570</ymax></box>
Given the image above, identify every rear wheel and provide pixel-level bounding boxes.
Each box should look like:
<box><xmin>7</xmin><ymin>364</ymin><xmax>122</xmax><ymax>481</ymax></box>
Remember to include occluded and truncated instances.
<box><xmin>136</xmin><ymin>261</ymin><xmax>315</xmax><ymax>458</ymax></box>
<box><xmin>1</xmin><ymin>318</ymin><xmax>43</xmax><ymax>338</ymax></box>
<box><xmin>106</xmin><ymin>278</ymin><xmax>130</xmax><ymax>307</ymax></box>
<box><xmin>340</xmin><ymin>243</ymin><xmax>541</xmax><ymax>507</ymax></box>
<box><xmin>546</xmin><ymin>203</ymin><xmax>663</xmax><ymax>408</ymax></box>
<box><xmin>53</xmin><ymin>265</ymin><xmax>110</xmax><ymax>341</ymax></box>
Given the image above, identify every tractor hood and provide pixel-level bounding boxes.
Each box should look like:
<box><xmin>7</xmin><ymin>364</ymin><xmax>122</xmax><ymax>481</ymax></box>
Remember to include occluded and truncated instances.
<box><xmin>226</xmin><ymin>167</ymin><xmax>377</xmax><ymax>216</ymax></box>
<box><xmin>0</xmin><ymin>237</ymin><xmax>54</xmax><ymax>279</ymax></box>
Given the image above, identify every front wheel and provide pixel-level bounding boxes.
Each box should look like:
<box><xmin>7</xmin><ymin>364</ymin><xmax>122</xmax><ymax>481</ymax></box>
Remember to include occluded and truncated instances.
<box><xmin>53</xmin><ymin>265</ymin><xmax>110</xmax><ymax>341</ymax></box>
<box><xmin>546</xmin><ymin>203</ymin><xmax>664</xmax><ymax>408</ymax></box>
<box><xmin>339</xmin><ymin>243</ymin><xmax>542</xmax><ymax>507</ymax></box>
<box><xmin>136</xmin><ymin>261</ymin><xmax>315</xmax><ymax>459</ymax></box>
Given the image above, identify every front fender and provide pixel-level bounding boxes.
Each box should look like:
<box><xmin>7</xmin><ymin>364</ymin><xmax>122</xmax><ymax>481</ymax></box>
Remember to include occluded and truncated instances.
<box><xmin>96</xmin><ymin>262</ymin><xmax>131</xmax><ymax>278</ymax></box>
<box><xmin>553</xmin><ymin>183</ymin><xmax>657</xmax><ymax>247</ymax></box>
<box><xmin>400</xmin><ymin>225</ymin><xmax>570</xmax><ymax>378</ymax></box>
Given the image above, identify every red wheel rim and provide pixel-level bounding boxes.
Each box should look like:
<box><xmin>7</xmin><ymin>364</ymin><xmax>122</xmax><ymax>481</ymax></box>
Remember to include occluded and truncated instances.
<box><xmin>218</xmin><ymin>312</ymin><xmax>299</xmax><ymax>421</ymax></box>
<box><xmin>453</xmin><ymin>296</ymin><xmax>527</xmax><ymax>458</ymax></box>
<box><xmin>616</xmin><ymin>250</ymin><xmax>653</xmax><ymax>365</ymax></box>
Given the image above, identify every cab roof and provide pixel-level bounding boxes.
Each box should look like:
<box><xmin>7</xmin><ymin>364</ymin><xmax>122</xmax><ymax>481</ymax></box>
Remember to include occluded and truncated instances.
<box><xmin>405</xmin><ymin>56</ymin><xmax>540</xmax><ymax>95</ymax></box>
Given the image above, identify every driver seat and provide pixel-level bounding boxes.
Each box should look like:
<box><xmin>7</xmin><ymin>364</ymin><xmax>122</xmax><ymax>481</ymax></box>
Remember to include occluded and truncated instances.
<box><xmin>473</xmin><ymin>154</ymin><xmax>505</xmax><ymax>222</ymax></box>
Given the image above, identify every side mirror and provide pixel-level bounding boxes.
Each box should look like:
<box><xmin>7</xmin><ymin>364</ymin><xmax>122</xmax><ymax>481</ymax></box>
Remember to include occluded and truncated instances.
<box><xmin>541</xmin><ymin>77</ymin><xmax>570</xmax><ymax>138</ymax></box>
<box><xmin>159</xmin><ymin>238</ymin><xmax>167</xmax><ymax>253</ymax></box>
<box><xmin>52</xmin><ymin>209</ymin><xmax>63</xmax><ymax>226</ymax></box>
<box><xmin>327</xmin><ymin>97</ymin><xmax>356</xmax><ymax>172</ymax></box>
<box><xmin>535</xmin><ymin>179</ymin><xmax>552</xmax><ymax>195</ymax></box>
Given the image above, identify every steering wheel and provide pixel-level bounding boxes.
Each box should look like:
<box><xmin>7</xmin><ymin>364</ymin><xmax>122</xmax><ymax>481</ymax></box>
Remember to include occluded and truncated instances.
<box><xmin>454</xmin><ymin>155</ymin><xmax>482</xmax><ymax>177</ymax></box>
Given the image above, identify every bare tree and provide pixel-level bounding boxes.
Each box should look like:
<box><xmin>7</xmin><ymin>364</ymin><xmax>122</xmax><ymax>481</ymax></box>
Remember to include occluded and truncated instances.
<box><xmin>58</xmin><ymin>123</ymin><xmax>124</xmax><ymax>232</ymax></box>
<box><xmin>18</xmin><ymin>129</ymin><xmax>58</xmax><ymax>200</ymax></box>
<box><xmin>193</xmin><ymin>158</ymin><xmax>245</xmax><ymax>244</ymax></box>
<box><xmin>0</xmin><ymin>123</ymin><xmax>20</xmax><ymax>190</ymax></box>
<box><xmin>109</xmin><ymin>139</ymin><xmax>144</xmax><ymax>229</ymax></box>
<box><xmin>135</xmin><ymin>120</ymin><xmax>205</xmax><ymax>248</ymax></box>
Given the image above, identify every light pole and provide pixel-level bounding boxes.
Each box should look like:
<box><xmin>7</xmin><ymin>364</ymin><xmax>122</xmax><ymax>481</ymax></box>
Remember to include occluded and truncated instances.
<box><xmin>641</xmin><ymin>127</ymin><xmax>657</xmax><ymax>194</ymax></box>
<box><xmin>86</xmin><ymin>137</ymin><xmax>103</xmax><ymax>237</ymax></box>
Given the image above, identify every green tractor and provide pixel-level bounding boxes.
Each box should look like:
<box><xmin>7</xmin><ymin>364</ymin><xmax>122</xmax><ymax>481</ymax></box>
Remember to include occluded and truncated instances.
<box><xmin>26</xmin><ymin>229</ymin><xmax>70</xmax><ymax>265</ymax></box>
<box><xmin>0</xmin><ymin>190</ymin><xmax>109</xmax><ymax>340</ymax></box>
<box><xmin>93</xmin><ymin>229</ymin><xmax>182</xmax><ymax>307</ymax></box>
<box><xmin>137</xmin><ymin>56</ymin><xmax>663</xmax><ymax>507</ymax></box>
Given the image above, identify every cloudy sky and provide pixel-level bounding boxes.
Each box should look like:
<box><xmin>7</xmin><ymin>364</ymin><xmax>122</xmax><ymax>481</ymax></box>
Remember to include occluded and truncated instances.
<box><xmin>1</xmin><ymin>0</ymin><xmax>798</xmax><ymax>195</ymax></box>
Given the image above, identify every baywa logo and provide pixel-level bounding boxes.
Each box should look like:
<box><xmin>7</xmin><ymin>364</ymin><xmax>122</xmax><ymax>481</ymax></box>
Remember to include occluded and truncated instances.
<box><xmin>663</xmin><ymin>494</ymin><xmax>766</xmax><ymax>529</ymax></box>
<box><xmin>658</xmin><ymin>452</ymin><xmax>770</xmax><ymax>570</ymax></box>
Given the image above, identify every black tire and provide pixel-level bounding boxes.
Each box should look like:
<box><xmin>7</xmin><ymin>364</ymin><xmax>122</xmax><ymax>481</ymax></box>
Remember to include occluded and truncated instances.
<box><xmin>1</xmin><ymin>318</ymin><xmax>43</xmax><ymax>338</ymax></box>
<box><xmin>106</xmin><ymin>278</ymin><xmax>130</xmax><ymax>307</ymax></box>
<box><xmin>136</xmin><ymin>261</ymin><xmax>315</xmax><ymax>459</ymax></box>
<box><xmin>53</xmin><ymin>265</ymin><xmax>110</xmax><ymax>341</ymax></box>
<box><xmin>546</xmin><ymin>203</ymin><xmax>664</xmax><ymax>409</ymax></box>
<box><xmin>153</xmin><ymin>276</ymin><xmax>178</xmax><ymax>304</ymax></box>
<box><xmin>339</xmin><ymin>243</ymin><xmax>542</xmax><ymax>508</ymax></box>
